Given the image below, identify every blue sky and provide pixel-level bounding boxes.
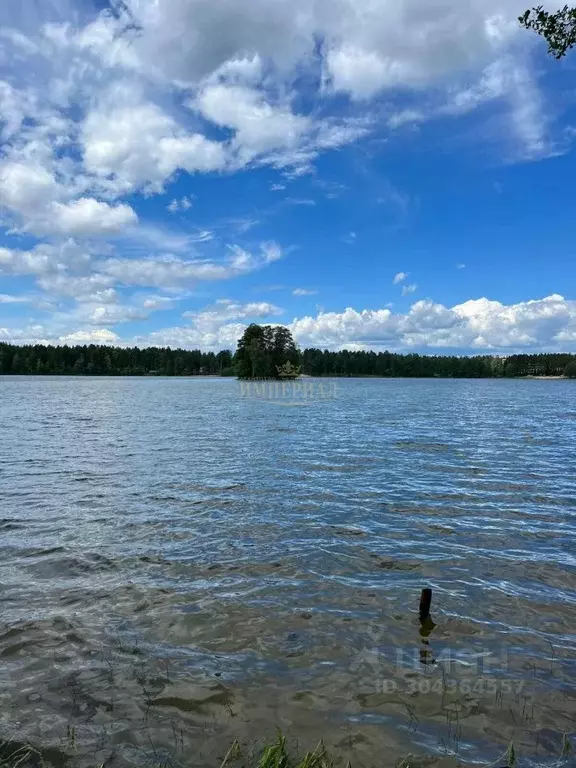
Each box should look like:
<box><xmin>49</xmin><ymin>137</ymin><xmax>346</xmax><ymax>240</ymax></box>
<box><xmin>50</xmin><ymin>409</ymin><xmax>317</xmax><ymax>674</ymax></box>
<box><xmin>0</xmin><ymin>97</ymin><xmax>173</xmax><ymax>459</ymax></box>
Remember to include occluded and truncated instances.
<box><xmin>1</xmin><ymin>0</ymin><xmax>575</xmax><ymax>353</ymax></box>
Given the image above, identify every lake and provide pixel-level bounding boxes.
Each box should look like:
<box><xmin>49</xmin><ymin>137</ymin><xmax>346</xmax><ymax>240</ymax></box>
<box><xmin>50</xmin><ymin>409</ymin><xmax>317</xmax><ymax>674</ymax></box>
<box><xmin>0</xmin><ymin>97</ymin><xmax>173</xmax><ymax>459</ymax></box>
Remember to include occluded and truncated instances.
<box><xmin>1</xmin><ymin>377</ymin><xmax>575</xmax><ymax>768</ymax></box>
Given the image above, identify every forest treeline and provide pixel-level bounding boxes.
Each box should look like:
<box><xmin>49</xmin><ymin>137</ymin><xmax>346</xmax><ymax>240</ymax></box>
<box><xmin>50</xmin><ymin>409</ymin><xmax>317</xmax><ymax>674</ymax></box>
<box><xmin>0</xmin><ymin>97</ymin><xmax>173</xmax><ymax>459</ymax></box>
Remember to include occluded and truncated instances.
<box><xmin>1</xmin><ymin>341</ymin><xmax>576</xmax><ymax>378</ymax></box>
<box><xmin>0</xmin><ymin>343</ymin><xmax>234</xmax><ymax>376</ymax></box>
<box><xmin>301</xmin><ymin>349</ymin><xmax>576</xmax><ymax>378</ymax></box>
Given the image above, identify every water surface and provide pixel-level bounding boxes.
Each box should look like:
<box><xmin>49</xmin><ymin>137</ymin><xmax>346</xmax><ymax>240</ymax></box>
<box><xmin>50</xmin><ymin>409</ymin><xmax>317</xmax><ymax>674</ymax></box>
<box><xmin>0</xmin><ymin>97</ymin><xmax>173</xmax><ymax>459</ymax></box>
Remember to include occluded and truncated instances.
<box><xmin>1</xmin><ymin>377</ymin><xmax>575</xmax><ymax>767</ymax></box>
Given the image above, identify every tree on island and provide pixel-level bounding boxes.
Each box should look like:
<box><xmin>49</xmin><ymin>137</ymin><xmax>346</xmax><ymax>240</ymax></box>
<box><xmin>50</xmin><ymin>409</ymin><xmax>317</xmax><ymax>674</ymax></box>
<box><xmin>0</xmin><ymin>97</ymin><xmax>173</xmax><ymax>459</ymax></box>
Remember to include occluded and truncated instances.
<box><xmin>565</xmin><ymin>361</ymin><xmax>576</xmax><ymax>378</ymax></box>
<box><xmin>520</xmin><ymin>5</ymin><xmax>576</xmax><ymax>58</ymax></box>
<box><xmin>234</xmin><ymin>324</ymin><xmax>301</xmax><ymax>379</ymax></box>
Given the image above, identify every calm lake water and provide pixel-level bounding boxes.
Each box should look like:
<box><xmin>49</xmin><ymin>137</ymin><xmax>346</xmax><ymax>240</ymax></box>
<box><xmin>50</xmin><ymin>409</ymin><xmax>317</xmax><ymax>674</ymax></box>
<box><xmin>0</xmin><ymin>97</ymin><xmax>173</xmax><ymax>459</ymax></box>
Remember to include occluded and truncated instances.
<box><xmin>1</xmin><ymin>377</ymin><xmax>575</xmax><ymax>768</ymax></box>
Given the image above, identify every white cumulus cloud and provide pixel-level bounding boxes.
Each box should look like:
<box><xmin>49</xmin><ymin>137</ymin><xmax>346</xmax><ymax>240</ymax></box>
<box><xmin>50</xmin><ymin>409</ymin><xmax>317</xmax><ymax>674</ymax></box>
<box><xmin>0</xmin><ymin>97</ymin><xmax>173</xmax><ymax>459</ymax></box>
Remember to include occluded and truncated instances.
<box><xmin>82</xmin><ymin>89</ymin><xmax>228</xmax><ymax>195</ymax></box>
<box><xmin>60</xmin><ymin>329</ymin><xmax>120</xmax><ymax>345</ymax></box>
<box><xmin>50</xmin><ymin>198</ymin><xmax>137</xmax><ymax>236</ymax></box>
<box><xmin>143</xmin><ymin>299</ymin><xmax>283</xmax><ymax>349</ymax></box>
<box><xmin>288</xmin><ymin>295</ymin><xmax>576</xmax><ymax>352</ymax></box>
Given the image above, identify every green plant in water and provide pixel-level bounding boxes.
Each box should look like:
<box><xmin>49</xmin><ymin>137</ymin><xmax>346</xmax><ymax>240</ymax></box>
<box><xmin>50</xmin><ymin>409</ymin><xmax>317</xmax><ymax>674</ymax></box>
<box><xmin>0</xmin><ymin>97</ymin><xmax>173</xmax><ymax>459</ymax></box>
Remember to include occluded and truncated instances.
<box><xmin>221</xmin><ymin>732</ymin><xmax>338</xmax><ymax>768</ymax></box>
<box><xmin>258</xmin><ymin>732</ymin><xmax>290</xmax><ymax>768</ymax></box>
<box><xmin>505</xmin><ymin>741</ymin><xmax>517</xmax><ymax>768</ymax></box>
<box><xmin>561</xmin><ymin>733</ymin><xmax>573</xmax><ymax>757</ymax></box>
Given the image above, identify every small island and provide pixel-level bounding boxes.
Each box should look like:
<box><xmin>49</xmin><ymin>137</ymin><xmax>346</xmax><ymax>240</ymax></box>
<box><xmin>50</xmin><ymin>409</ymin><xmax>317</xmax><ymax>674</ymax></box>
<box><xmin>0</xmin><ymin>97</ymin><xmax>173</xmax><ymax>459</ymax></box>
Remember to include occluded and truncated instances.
<box><xmin>234</xmin><ymin>324</ymin><xmax>301</xmax><ymax>379</ymax></box>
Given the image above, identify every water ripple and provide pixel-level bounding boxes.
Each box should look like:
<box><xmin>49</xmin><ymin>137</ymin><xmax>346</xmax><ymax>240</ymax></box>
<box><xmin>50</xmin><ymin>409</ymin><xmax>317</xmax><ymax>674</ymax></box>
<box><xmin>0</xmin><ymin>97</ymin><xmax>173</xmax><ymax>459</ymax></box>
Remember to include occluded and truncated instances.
<box><xmin>0</xmin><ymin>376</ymin><xmax>575</xmax><ymax>767</ymax></box>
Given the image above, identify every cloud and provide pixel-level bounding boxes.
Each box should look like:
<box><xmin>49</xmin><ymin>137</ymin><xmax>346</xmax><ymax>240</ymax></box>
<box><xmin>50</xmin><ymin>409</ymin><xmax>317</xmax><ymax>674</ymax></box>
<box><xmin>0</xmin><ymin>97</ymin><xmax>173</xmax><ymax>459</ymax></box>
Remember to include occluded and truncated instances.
<box><xmin>190</xmin><ymin>230</ymin><xmax>216</xmax><ymax>243</ymax></box>
<box><xmin>50</xmin><ymin>198</ymin><xmax>137</xmax><ymax>236</ymax></box>
<box><xmin>456</xmin><ymin>263</ymin><xmax>466</xmax><ymax>269</ymax></box>
<box><xmin>101</xmin><ymin>241</ymin><xmax>283</xmax><ymax>289</ymax></box>
<box><xmin>194</xmin><ymin>84</ymin><xmax>367</xmax><ymax>172</ymax></box>
<box><xmin>293</xmin><ymin>288</ymin><xmax>317</xmax><ymax>296</ymax></box>
<box><xmin>393</xmin><ymin>272</ymin><xmax>408</xmax><ymax>284</ymax></box>
<box><xmin>0</xmin><ymin>163</ymin><xmax>137</xmax><ymax>237</ymax></box>
<box><xmin>0</xmin><ymin>162</ymin><xmax>58</xmax><ymax>217</ymax></box>
<box><xmin>325</xmin><ymin>6</ymin><xmax>525</xmax><ymax>98</ymax></box>
<box><xmin>2</xmin><ymin>231</ymin><xmax>283</xmax><ymax>302</ymax></box>
<box><xmin>125</xmin><ymin>293</ymin><xmax>576</xmax><ymax>353</ymax></box>
<box><xmin>226</xmin><ymin>217</ymin><xmax>259</xmax><ymax>234</ymax></box>
<box><xmin>196</xmin><ymin>84</ymin><xmax>310</xmax><ymax>163</ymax></box>
<box><xmin>288</xmin><ymin>295</ymin><xmax>576</xmax><ymax>351</ymax></box>
<box><xmin>122</xmin><ymin>223</ymin><xmax>207</xmax><ymax>253</ymax></box>
<box><xmin>142</xmin><ymin>322</ymin><xmax>246</xmax><ymax>351</ymax></box>
<box><xmin>184</xmin><ymin>299</ymin><xmax>283</xmax><ymax>324</ymax></box>
<box><xmin>100</xmin><ymin>256</ymin><xmax>237</xmax><ymax>288</ymax></box>
<box><xmin>441</xmin><ymin>57</ymin><xmax>551</xmax><ymax>159</ymax></box>
<box><xmin>260</xmin><ymin>242</ymin><xmax>284</xmax><ymax>263</ymax></box>
<box><xmin>74</xmin><ymin>304</ymin><xmax>148</xmax><ymax>326</ymax></box>
<box><xmin>167</xmin><ymin>196</ymin><xmax>194</xmax><ymax>213</ymax></box>
<box><xmin>134</xmin><ymin>294</ymin><xmax>576</xmax><ymax>353</ymax></box>
<box><xmin>387</xmin><ymin>109</ymin><xmax>426</xmax><ymax>129</ymax></box>
<box><xmin>212</xmin><ymin>55</ymin><xmax>264</xmax><ymax>86</ymax></box>
<box><xmin>60</xmin><ymin>329</ymin><xmax>120</xmax><ymax>345</ymax></box>
<box><xmin>68</xmin><ymin>0</ymin><xmax>526</xmax><ymax>99</ymax></box>
<box><xmin>143</xmin><ymin>299</ymin><xmax>283</xmax><ymax>349</ymax></box>
<box><xmin>402</xmin><ymin>283</ymin><xmax>418</xmax><ymax>296</ymax></box>
<box><xmin>0</xmin><ymin>294</ymin><xmax>30</xmax><ymax>304</ymax></box>
<box><xmin>142</xmin><ymin>295</ymin><xmax>180</xmax><ymax>311</ymax></box>
<box><xmin>0</xmin><ymin>245</ymin><xmax>61</xmax><ymax>276</ymax></box>
<box><xmin>285</xmin><ymin>198</ymin><xmax>316</xmax><ymax>206</ymax></box>
<box><xmin>0</xmin><ymin>325</ymin><xmax>121</xmax><ymax>346</ymax></box>
<box><xmin>37</xmin><ymin>273</ymin><xmax>116</xmax><ymax>303</ymax></box>
<box><xmin>82</xmin><ymin>88</ymin><xmax>228</xmax><ymax>194</ymax></box>
<box><xmin>0</xmin><ymin>80</ymin><xmax>36</xmax><ymax>140</ymax></box>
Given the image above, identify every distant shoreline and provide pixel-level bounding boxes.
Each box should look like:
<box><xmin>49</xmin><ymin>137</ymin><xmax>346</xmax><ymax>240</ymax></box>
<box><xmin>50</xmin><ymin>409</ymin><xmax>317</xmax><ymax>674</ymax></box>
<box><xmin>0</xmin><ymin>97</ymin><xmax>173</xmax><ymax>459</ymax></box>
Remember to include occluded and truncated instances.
<box><xmin>0</xmin><ymin>373</ymin><xmax>573</xmax><ymax>380</ymax></box>
<box><xmin>2</xmin><ymin>342</ymin><xmax>575</xmax><ymax>378</ymax></box>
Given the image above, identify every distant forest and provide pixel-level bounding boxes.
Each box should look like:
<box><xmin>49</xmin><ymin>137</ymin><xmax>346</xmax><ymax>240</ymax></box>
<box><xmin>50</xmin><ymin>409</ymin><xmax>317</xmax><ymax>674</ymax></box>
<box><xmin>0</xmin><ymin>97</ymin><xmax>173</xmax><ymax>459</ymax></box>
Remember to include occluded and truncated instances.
<box><xmin>1</xmin><ymin>341</ymin><xmax>576</xmax><ymax>378</ymax></box>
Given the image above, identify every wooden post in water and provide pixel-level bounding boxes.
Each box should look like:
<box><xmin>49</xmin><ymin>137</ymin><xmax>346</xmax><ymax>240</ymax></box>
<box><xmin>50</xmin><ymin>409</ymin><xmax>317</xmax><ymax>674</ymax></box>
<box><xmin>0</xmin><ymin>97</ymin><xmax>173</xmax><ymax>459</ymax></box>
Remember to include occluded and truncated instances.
<box><xmin>419</xmin><ymin>587</ymin><xmax>432</xmax><ymax>621</ymax></box>
<box><xmin>418</xmin><ymin>587</ymin><xmax>435</xmax><ymax>664</ymax></box>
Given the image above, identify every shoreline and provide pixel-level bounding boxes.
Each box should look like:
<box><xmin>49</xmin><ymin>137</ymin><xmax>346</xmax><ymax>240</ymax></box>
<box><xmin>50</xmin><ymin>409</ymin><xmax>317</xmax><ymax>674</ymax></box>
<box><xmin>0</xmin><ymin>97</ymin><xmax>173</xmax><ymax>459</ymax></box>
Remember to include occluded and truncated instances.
<box><xmin>0</xmin><ymin>373</ymin><xmax>572</xmax><ymax>380</ymax></box>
